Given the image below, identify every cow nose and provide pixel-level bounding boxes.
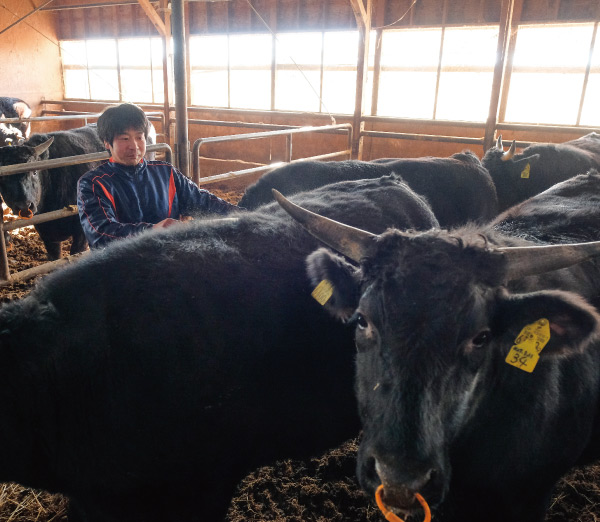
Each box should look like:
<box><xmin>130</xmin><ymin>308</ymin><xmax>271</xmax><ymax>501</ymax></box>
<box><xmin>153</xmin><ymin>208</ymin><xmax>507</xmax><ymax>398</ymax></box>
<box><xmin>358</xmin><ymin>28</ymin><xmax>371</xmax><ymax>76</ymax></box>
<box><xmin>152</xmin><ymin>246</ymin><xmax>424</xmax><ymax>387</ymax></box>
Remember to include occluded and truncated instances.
<box><xmin>373</xmin><ymin>457</ymin><xmax>439</xmax><ymax>509</ymax></box>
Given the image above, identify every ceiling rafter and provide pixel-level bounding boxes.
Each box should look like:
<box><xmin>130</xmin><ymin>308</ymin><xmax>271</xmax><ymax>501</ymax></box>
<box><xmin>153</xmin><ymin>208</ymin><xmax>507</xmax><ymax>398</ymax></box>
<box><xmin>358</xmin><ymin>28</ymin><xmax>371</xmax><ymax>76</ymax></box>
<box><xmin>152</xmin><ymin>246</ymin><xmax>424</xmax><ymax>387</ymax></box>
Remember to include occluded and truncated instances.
<box><xmin>137</xmin><ymin>0</ymin><xmax>166</xmax><ymax>36</ymax></box>
<box><xmin>349</xmin><ymin>0</ymin><xmax>368</xmax><ymax>30</ymax></box>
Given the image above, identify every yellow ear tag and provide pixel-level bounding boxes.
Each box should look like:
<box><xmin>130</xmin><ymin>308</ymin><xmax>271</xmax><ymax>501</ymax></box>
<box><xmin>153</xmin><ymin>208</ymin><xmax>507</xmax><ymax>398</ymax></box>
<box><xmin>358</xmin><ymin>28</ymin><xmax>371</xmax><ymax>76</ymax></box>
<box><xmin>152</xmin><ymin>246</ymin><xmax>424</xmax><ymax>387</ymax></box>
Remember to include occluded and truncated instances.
<box><xmin>311</xmin><ymin>279</ymin><xmax>334</xmax><ymax>306</ymax></box>
<box><xmin>505</xmin><ymin>318</ymin><xmax>551</xmax><ymax>373</ymax></box>
<box><xmin>520</xmin><ymin>163</ymin><xmax>531</xmax><ymax>179</ymax></box>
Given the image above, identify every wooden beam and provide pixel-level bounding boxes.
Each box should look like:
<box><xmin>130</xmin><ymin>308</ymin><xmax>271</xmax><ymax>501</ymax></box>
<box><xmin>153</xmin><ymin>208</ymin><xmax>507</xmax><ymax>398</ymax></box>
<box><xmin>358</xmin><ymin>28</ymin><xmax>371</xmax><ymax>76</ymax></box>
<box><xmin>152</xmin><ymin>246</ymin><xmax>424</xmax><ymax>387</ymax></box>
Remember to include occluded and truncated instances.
<box><xmin>350</xmin><ymin>0</ymin><xmax>368</xmax><ymax>30</ymax></box>
<box><xmin>484</xmin><ymin>0</ymin><xmax>519</xmax><ymax>151</ymax></box>
<box><xmin>137</xmin><ymin>0</ymin><xmax>166</xmax><ymax>36</ymax></box>
<box><xmin>351</xmin><ymin>0</ymin><xmax>372</xmax><ymax>159</ymax></box>
<box><xmin>160</xmin><ymin>0</ymin><xmax>171</xmax><ymax>140</ymax></box>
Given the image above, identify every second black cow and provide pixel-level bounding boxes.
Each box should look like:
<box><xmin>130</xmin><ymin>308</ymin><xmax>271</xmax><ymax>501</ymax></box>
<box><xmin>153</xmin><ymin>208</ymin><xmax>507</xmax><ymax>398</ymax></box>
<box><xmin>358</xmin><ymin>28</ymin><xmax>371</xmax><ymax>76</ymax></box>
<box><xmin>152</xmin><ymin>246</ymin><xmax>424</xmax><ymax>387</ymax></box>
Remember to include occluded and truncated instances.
<box><xmin>239</xmin><ymin>151</ymin><xmax>498</xmax><ymax>228</ymax></box>
<box><xmin>483</xmin><ymin>132</ymin><xmax>600</xmax><ymax>211</ymax></box>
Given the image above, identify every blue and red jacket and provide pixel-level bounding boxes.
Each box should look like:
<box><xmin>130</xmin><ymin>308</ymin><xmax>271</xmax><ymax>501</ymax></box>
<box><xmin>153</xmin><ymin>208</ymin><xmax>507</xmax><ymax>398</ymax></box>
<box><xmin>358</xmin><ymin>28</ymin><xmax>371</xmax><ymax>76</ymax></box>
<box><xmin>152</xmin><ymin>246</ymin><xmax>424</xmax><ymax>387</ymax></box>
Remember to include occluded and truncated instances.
<box><xmin>77</xmin><ymin>159</ymin><xmax>237</xmax><ymax>249</ymax></box>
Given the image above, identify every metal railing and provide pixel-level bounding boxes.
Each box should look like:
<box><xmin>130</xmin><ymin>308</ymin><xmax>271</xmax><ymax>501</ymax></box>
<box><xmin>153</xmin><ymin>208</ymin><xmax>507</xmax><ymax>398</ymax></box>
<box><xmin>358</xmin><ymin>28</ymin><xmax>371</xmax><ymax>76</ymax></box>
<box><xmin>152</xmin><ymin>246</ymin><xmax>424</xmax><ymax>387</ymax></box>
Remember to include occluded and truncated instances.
<box><xmin>360</xmin><ymin>130</ymin><xmax>485</xmax><ymax>147</ymax></box>
<box><xmin>191</xmin><ymin>123</ymin><xmax>353</xmax><ymax>185</ymax></box>
<box><xmin>0</xmin><ymin>111</ymin><xmax>166</xmax><ymax>138</ymax></box>
<box><xmin>0</xmin><ymin>143</ymin><xmax>172</xmax><ymax>286</ymax></box>
<box><xmin>359</xmin><ymin>116</ymin><xmax>600</xmax><ymax>154</ymax></box>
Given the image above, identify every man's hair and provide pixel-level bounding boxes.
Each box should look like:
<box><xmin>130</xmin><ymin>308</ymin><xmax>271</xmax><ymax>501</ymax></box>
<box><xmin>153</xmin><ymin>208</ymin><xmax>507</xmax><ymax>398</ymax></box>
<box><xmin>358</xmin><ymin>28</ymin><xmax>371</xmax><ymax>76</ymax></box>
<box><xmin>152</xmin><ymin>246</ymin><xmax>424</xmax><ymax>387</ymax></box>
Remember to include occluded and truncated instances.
<box><xmin>97</xmin><ymin>103</ymin><xmax>150</xmax><ymax>145</ymax></box>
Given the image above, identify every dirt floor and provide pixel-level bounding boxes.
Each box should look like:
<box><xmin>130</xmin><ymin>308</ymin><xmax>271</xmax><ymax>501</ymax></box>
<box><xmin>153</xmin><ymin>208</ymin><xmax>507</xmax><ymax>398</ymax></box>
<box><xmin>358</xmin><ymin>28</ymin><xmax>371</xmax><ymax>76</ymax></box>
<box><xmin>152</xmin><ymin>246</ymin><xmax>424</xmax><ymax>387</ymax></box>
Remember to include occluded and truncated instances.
<box><xmin>1</xmin><ymin>192</ymin><xmax>600</xmax><ymax>521</ymax></box>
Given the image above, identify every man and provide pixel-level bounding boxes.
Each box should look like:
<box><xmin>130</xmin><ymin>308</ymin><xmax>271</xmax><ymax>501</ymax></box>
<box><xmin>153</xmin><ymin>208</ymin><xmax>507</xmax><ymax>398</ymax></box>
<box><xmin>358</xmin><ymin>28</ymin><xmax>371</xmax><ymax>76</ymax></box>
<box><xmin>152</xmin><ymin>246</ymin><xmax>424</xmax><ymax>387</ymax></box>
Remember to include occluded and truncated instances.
<box><xmin>77</xmin><ymin>103</ymin><xmax>237</xmax><ymax>249</ymax></box>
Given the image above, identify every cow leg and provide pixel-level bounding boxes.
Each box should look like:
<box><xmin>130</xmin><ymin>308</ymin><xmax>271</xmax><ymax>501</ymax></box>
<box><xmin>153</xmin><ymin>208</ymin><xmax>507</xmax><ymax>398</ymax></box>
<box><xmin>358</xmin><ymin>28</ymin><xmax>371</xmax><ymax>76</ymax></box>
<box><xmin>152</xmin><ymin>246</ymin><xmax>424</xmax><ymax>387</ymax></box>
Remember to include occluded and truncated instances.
<box><xmin>70</xmin><ymin>228</ymin><xmax>89</xmax><ymax>255</ymax></box>
<box><xmin>42</xmin><ymin>239</ymin><xmax>63</xmax><ymax>261</ymax></box>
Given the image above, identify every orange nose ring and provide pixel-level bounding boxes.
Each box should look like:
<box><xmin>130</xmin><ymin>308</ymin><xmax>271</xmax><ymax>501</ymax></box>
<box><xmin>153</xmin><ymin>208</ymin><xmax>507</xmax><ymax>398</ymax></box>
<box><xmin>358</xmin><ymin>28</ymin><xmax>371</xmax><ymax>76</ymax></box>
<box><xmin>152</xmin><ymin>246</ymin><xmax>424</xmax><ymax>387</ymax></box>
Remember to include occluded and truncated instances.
<box><xmin>375</xmin><ymin>484</ymin><xmax>431</xmax><ymax>522</ymax></box>
<box><xmin>18</xmin><ymin>208</ymin><xmax>34</xmax><ymax>219</ymax></box>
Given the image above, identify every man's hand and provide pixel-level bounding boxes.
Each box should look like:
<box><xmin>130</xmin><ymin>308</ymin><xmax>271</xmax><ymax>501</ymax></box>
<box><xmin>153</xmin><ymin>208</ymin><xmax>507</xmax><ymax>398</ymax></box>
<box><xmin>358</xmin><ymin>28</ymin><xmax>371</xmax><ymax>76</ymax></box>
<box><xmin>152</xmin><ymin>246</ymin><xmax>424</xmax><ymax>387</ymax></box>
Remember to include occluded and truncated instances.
<box><xmin>153</xmin><ymin>218</ymin><xmax>180</xmax><ymax>229</ymax></box>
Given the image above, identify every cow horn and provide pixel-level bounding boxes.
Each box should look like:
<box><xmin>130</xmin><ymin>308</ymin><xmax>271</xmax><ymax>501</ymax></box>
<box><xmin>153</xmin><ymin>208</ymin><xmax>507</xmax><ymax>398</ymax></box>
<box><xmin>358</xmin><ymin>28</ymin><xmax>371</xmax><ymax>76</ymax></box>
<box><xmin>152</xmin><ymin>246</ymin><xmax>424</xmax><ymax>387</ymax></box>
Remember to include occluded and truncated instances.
<box><xmin>496</xmin><ymin>135</ymin><xmax>503</xmax><ymax>149</ymax></box>
<box><xmin>272</xmin><ymin>189</ymin><xmax>375</xmax><ymax>263</ymax></box>
<box><xmin>501</xmin><ymin>140</ymin><xmax>516</xmax><ymax>161</ymax></box>
<box><xmin>32</xmin><ymin>137</ymin><xmax>54</xmax><ymax>156</ymax></box>
<box><xmin>498</xmin><ymin>241</ymin><xmax>600</xmax><ymax>280</ymax></box>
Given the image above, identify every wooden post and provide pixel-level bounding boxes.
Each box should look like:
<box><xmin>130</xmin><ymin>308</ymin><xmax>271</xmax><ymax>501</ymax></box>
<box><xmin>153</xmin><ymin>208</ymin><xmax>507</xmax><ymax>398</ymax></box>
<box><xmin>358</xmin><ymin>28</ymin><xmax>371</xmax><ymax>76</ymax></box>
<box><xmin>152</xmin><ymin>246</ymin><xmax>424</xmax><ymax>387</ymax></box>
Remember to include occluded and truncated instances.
<box><xmin>497</xmin><ymin>0</ymin><xmax>523</xmax><ymax>125</ymax></box>
<box><xmin>160</xmin><ymin>0</ymin><xmax>171</xmax><ymax>141</ymax></box>
<box><xmin>171</xmin><ymin>0</ymin><xmax>190</xmax><ymax>176</ymax></box>
<box><xmin>483</xmin><ymin>0</ymin><xmax>516</xmax><ymax>151</ymax></box>
<box><xmin>137</xmin><ymin>0</ymin><xmax>166</xmax><ymax>36</ymax></box>
<box><xmin>350</xmin><ymin>0</ymin><xmax>372</xmax><ymax>160</ymax></box>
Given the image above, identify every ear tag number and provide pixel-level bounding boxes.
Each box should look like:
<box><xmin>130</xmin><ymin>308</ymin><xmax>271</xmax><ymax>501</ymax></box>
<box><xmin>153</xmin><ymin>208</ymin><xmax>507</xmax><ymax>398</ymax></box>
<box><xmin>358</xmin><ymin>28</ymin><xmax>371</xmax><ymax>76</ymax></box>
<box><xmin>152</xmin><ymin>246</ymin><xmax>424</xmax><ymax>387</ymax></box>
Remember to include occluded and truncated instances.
<box><xmin>520</xmin><ymin>163</ymin><xmax>531</xmax><ymax>179</ymax></box>
<box><xmin>311</xmin><ymin>279</ymin><xmax>334</xmax><ymax>306</ymax></box>
<box><xmin>505</xmin><ymin>318</ymin><xmax>550</xmax><ymax>373</ymax></box>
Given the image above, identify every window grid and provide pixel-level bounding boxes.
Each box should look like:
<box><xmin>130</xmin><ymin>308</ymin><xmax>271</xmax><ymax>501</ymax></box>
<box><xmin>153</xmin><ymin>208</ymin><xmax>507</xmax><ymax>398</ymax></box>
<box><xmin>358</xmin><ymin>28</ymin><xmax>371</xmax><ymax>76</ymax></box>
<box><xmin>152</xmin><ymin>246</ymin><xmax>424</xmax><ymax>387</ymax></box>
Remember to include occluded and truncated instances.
<box><xmin>60</xmin><ymin>37</ymin><xmax>167</xmax><ymax>104</ymax></box>
<box><xmin>59</xmin><ymin>23</ymin><xmax>599</xmax><ymax>126</ymax></box>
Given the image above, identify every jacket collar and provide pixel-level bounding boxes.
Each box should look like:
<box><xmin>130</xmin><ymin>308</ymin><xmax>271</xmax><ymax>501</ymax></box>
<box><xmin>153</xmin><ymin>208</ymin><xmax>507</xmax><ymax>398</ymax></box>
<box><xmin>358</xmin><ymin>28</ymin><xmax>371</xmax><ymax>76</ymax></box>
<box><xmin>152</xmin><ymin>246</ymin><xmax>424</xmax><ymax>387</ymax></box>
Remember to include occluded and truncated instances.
<box><xmin>109</xmin><ymin>158</ymin><xmax>147</xmax><ymax>176</ymax></box>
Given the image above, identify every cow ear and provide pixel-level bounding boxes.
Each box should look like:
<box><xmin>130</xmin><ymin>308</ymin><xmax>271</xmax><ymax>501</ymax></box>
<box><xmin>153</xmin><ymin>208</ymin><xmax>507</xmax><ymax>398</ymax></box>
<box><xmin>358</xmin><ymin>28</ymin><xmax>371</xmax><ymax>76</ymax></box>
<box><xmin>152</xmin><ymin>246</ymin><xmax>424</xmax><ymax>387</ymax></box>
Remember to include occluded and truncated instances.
<box><xmin>496</xmin><ymin>290</ymin><xmax>600</xmax><ymax>358</ymax></box>
<box><xmin>306</xmin><ymin>248</ymin><xmax>361</xmax><ymax>322</ymax></box>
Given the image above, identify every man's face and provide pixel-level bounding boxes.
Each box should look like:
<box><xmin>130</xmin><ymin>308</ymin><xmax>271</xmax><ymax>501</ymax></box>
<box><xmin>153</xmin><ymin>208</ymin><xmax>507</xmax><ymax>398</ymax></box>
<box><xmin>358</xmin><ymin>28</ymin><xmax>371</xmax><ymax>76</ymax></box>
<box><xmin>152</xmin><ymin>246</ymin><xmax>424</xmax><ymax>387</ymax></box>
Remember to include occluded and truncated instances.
<box><xmin>105</xmin><ymin>127</ymin><xmax>146</xmax><ymax>166</ymax></box>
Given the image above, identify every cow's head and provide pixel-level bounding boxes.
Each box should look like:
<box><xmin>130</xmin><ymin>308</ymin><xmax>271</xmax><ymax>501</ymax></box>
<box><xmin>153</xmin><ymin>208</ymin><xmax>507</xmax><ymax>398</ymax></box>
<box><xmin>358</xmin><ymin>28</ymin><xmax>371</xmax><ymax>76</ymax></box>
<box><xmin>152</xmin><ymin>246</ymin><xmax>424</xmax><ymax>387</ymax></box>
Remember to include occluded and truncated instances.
<box><xmin>273</xmin><ymin>190</ymin><xmax>600</xmax><ymax>517</ymax></box>
<box><xmin>482</xmin><ymin>136</ymin><xmax>542</xmax><ymax>210</ymax></box>
<box><xmin>0</xmin><ymin>138</ymin><xmax>53</xmax><ymax>216</ymax></box>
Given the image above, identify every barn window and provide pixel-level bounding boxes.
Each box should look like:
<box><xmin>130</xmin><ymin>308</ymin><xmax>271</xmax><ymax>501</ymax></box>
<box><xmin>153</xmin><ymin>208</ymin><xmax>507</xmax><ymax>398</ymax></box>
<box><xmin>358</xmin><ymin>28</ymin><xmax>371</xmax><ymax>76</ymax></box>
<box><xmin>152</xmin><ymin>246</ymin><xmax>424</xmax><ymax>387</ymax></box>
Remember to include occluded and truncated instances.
<box><xmin>377</xmin><ymin>26</ymin><xmax>498</xmax><ymax>122</ymax></box>
<box><xmin>60</xmin><ymin>40</ymin><xmax>90</xmax><ymax>99</ymax></box>
<box><xmin>118</xmin><ymin>38</ymin><xmax>165</xmax><ymax>104</ymax></box>
<box><xmin>322</xmin><ymin>31</ymin><xmax>361</xmax><ymax>114</ymax></box>
<box><xmin>378</xmin><ymin>29</ymin><xmax>442</xmax><ymax>119</ymax></box>
<box><xmin>189</xmin><ymin>35</ymin><xmax>229</xmax><ymax>108</ymax></box>
<box><xmin>230</xmin><ymin>34</ymin><xmax>272</xmax><ymax>110</ymax></box>
<box><xmin>581</xmin><ymin>37</ymin><xmax>600</xmax><ymax>125</ymax></box>
<box><xmin>275</xmin><ymin>32</ymin><xmax>323</xmax><ymax>112</ymax></box>
<box><xmin>504</xmin><ymin>24</ymin><xmax>597</xmax><ymax>125</ymax></box>
<box><xmin>189</xmin><ymin>31</ymin><xmax>360</xmax><ymax>115</ymax></box>
<box><xmin>190</xmin><ymin>34</ymin><xmax>272</xmax><ymax>110</ymax></box>
<box><xmin>60</xmin><ymin>37</ymin><xmax>166</xmax><ymax>104</ymax></box>
<box><xmin>435</xmin><ymin>27</ymin><xmax>498</xmax><ymax>122</ymax></box>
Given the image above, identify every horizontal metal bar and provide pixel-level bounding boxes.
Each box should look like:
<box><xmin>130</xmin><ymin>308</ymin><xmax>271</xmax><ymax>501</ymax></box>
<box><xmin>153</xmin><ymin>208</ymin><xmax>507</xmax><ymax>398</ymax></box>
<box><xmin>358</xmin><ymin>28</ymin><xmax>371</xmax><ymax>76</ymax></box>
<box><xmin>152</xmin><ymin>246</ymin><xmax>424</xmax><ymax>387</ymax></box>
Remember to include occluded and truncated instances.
<box><xmin>192</xmin><ymin>123</ymin><xmax>352</xmax><ymax>183</ymax></box>
<box><xmin>0</xmin><ymin>143</ymin><xmax>171</xmax><ymax>177</ymax></box>
<box><xmin>362</xmin><ymin>115</ymin><xmax>486</xmax><ymax>128</ymax></box>
<box><xmin>361</xmin><ymin>130</ymin><xmax>485</xmax><ymax>145</ymax></box>
<box><xmin>188</xmin><ymin>119</ymin><xmax>299</xmax><ymax>131</ymax></box>
<box><xmin>0</xmin><ymin>112</ymin><xmax>163</xmax><ymax>125</ymax></box>
<box><xmin>495</xmin><ymin>123</ymin><xmax>600</xmax><ymax>134</ymax></box>
<box><xmin>196</xmin><ymin>123</ymin><xmax>352</xmax><ymax>145</ymax></box>
<box><xmin>4</xmin><ymin>206</ymin><xmax>78</xmax><ymax>231</ymax></box>
<box><xmin>197</xmin><ymin>150</ymin><xmax>351</xmax><ymax>185</ymax></box>
<box><xmin>0</xmin><ymin>251</ymin><xmax>89</xmax><ymax>287</ymax></box>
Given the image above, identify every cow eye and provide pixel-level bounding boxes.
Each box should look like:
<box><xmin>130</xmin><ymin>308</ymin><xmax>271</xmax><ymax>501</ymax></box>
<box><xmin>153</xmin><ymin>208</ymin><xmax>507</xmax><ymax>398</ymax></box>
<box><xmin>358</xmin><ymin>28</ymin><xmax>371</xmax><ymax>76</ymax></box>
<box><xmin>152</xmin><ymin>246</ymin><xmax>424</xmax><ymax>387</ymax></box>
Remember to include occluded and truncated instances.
<box><xmin>472</xmin><ymin>330</ymin><xmax>491</xmax><ymax>348</ymax></box>
<box><xmin>353</xmin><ymin>312</ymin><xmax>369</xmax><ymax>330</ymax></box>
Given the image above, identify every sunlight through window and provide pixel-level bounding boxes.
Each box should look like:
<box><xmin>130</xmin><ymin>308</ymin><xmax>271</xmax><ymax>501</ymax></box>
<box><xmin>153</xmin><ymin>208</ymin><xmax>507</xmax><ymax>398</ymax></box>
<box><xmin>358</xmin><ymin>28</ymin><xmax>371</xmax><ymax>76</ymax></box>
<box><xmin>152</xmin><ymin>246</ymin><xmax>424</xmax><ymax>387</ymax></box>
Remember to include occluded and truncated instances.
<box><xmin>505</xmin><ymin>24</ymin><xmax>595</xmax><ymax>125</ymax></box>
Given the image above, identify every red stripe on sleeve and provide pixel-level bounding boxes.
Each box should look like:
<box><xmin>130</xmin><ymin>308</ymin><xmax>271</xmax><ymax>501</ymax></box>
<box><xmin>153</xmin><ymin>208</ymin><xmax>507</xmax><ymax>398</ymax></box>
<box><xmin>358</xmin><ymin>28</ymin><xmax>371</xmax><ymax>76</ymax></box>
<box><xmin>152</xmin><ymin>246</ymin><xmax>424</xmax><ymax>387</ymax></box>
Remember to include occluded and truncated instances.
<box><xmin>168</xmin><ymin>168</ymin><xmax>176</xmax><ymax>217</ymax></box>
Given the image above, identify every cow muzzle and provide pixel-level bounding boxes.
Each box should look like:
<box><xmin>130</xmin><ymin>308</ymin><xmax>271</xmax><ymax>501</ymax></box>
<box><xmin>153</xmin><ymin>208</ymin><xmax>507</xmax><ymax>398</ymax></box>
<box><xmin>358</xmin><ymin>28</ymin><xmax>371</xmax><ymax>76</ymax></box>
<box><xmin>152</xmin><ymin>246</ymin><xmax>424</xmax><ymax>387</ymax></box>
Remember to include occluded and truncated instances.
<box><xmin>14</xmin><ymin>202</ymin><xmax>37</xmax><ymax>218</ymax></box>
<box><xmin>375</xmin><ymin>459</ymin><xmax>439</xmax><ymax>507</ymax></box>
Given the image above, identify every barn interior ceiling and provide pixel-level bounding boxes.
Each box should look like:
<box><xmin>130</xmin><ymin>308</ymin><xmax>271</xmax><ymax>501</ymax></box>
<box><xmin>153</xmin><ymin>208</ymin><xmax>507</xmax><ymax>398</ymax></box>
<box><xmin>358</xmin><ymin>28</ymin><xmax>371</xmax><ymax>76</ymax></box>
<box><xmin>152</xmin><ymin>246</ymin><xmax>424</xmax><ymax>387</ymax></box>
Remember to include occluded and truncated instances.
<box><xmin>43</xmin><ymin>0</ymin><xmax>600</xmax><ymax>39</ymax></box>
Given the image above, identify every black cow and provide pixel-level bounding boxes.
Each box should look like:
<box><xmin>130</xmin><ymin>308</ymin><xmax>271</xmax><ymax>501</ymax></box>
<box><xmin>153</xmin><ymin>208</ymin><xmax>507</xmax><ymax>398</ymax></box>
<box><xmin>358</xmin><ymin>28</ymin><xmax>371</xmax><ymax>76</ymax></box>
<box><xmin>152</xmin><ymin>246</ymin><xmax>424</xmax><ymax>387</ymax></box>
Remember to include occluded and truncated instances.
<box><xmin>239</xmin><ymin>151</ymin><xmax>499</xmax><ymax>228</ymax></box>
<box><xmin>483</xmin><ymin>133</ymin><xmax>600</xmax><ymax>211</ymax></box>
<box><xmin>0</xmin><ymin>126</ymin><xmax>105</xmax><ymax>259</ymax></box>
<box><xmin>0</xmin><ymin>97</ymin><xmax>31</xmax><ymax>147</ymax></box>
<box><xmin>0</xmin><ymin>175</ymin><xmax>437</xmax><ymax>522</ymax></box>
<box><xmin>274</xmin><ymin>169</ymin><xmax>600</xmax><ymax>522</ymax></box>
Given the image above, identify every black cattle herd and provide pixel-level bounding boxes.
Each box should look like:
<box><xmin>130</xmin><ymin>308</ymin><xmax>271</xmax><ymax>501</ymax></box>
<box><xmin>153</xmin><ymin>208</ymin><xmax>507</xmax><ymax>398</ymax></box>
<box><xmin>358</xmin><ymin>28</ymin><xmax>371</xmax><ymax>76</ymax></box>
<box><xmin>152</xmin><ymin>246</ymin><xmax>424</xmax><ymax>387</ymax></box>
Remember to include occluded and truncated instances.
<box><xmin>1</xmin><ymin>95</ymin><xmax>600</xmax><ymax>522</ymax></box>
